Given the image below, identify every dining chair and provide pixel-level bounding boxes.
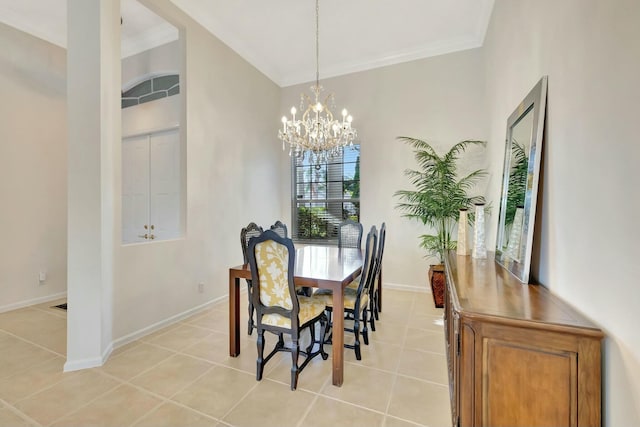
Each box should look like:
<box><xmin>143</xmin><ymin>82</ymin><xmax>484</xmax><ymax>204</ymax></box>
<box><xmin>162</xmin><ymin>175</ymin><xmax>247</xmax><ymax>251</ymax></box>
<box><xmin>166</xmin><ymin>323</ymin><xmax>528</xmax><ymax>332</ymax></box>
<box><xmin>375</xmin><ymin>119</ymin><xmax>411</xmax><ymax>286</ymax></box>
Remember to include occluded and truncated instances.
<box><xmin>338</xmin><ymin>218</ymin><xmax>363</xmax><ymax>249</ymax></box>
<box><xmin>269</xmin><ymin>220</ymin><xmax>288</xmax><ymax>238</ymax></box>
<box><xmin>247</xmin><ymin>230</ymin><xmax>329</xmax><ymax>390</ymax></box>
<box><xmin>317</xmin><ymin>225</ymin><xmax>377</xmax><ymax>360</ymax></box>
<box><xmin>240</xmin><ymin>222</ymin><xmax>264</xmax><ymax>335</ymax></box>
<box><xmin>370</xmin><ymin>222</ymin><xmax>386</xmax><ymax>329</ymax></box>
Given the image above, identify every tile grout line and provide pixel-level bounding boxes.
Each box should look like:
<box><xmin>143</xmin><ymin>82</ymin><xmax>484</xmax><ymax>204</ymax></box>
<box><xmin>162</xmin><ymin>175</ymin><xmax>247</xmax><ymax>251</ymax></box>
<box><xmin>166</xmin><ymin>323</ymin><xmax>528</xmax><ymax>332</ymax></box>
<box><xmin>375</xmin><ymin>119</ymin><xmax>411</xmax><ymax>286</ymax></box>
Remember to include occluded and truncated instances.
<box><xmin>0</xmin><ymin>328</ymin><xmax>66</xmax><ymax>359</ymax></box>
<box><xmin>0</xmin><ymin>396</ymin><xmax>45</xmax><ymax>427</ymax></box>
<box><xmin>43</xmin><ymin>379</ymin><xmax>125</xmax><ymax>426</ymax></box>
<box><xmin>383</xmin><ymin>295</ymin><xmax>414</xmax><ymax>418</ymax></box>
<box><xmin>93</xmin><ymin>365</ymin><xmax>222</xmax><ymax>426</ymax></box>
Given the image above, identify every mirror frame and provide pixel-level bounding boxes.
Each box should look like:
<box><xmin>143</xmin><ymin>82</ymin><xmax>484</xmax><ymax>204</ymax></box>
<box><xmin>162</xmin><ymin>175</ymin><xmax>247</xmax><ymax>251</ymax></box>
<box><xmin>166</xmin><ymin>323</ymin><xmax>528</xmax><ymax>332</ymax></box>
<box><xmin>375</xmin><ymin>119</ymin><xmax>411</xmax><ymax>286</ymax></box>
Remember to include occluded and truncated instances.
<box><xmin>495</xmin><ymin>76</ymin><xmax>547</xmax><ymax>283</ymax></box>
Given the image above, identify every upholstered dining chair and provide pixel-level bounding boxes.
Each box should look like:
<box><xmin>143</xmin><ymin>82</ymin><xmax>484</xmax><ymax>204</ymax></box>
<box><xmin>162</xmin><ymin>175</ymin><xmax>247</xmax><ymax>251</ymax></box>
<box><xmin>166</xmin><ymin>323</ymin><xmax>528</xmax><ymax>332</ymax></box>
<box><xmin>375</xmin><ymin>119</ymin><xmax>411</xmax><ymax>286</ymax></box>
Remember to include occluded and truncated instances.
<box><xmin>269</xmin><ymin>220</ymin><xmax>288</xmax><ymax>238</ymax></box>
<box><xmin>240</xmin><ymin>222</ymin><xmax>263</xmax><ymax>335</ymax></box>
<box><xmin>247</xmin><ymin>230</ymin><xmax>329</xmax><ymax>390</ymax></box>
<box><xmin>338</xmin><ymin>219</ymin><xmax>363</xmax><ymax>249</ymax></box>
<box><xmin>317</xmin><ymin>225</ymin><xmax>377</xmax><ymax>360</ymax></box>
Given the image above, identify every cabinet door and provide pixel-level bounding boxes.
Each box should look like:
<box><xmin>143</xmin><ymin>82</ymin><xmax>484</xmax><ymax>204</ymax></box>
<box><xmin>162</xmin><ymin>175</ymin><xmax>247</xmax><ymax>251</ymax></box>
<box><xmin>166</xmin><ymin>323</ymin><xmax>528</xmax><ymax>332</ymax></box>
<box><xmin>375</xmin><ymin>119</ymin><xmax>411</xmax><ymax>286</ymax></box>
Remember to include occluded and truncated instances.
<box><xmin>481</xmin><ymin>330</ymin><xmax>578</xmax><ymax>427</ymax></box>
<box><xmin>149</xmin><ymin>129</ymin><xmax>180</xmax><ymax>240</ymax></box>
<box><xmin>122</xmin><ymin>128</ymin><xmax>181</xmax><ymax>243</ymax></box>
<box><xmin>122</xmin><ymin>135</ymin><xmax>149</xmax><ymax>244</ymax></box>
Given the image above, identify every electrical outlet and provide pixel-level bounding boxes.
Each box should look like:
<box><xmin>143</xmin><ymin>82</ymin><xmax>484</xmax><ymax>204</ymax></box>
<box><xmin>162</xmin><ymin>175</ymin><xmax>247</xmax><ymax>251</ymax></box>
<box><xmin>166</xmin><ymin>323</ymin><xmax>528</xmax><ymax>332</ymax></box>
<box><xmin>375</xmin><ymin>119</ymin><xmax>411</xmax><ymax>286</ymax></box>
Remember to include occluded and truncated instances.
<box><xmin>198</xmin><ymin>282</ymin><xmax>204</xmax><ymax>293</ymax></box>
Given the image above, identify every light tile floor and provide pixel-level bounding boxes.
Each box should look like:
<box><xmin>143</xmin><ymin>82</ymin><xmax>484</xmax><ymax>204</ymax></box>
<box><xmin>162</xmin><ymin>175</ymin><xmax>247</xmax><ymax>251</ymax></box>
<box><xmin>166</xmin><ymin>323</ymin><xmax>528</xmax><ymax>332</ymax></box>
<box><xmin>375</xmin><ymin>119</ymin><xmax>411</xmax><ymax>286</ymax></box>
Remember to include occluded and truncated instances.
<box><xmin>0</xmin><ymin>290</ymin><xmax>450</xmax><ymax>427</ymax></box>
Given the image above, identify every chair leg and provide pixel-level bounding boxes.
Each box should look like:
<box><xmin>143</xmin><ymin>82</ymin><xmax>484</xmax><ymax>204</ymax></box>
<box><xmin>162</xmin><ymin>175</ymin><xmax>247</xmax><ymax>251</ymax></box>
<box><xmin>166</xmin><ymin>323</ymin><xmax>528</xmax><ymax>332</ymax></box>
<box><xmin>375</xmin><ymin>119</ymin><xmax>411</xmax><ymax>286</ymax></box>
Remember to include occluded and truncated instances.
<box><xmin>256</xmin><ymin>330</ymin><xmax>265</xmax><ymax>381</ymax></box>
<box><xmin>306</xmin><ymin>323</ymin><xmax>316</xmax><ymax>355</ymax></box>
<box><xmin>277</xmin><ymin>333</ymin><xmax>285</xmax><ymax>349</ymax></box>
<box><xmin>290</xmin><ymin>338</ymin><xmax>300</xmax><ymax>390</ymax></box>
<box><xmin>369</xmin><ymin>298</ymin><xmax>376</xmax><ymax>332</ymax></box>
<box><xmin>247</xmin><ymin>283</ymin><xmax>254</xmax><ymax>335</ymax></box>
<box><xmin>374</xmin><ymin>289</ymin><xmax>380</xmax><ymax>321</ymax></box>
<box><xmin>323</xmin><ymin>309</ymin><xmax>333</xmax><ymax>344</ymax></box>
<box><xmin>319</xmin><ymin>316</ymin><xmax>329</xmax><ymax>360</ymax></box>
<box><xmin>362</xmin><ymin>309</ymin><xmax>369</xmax><ymax>346</ymax></box>
<box><xmin>353</xmin><ymin>318</ymin><xmax>362</xmax><ymax>361</ymax></box>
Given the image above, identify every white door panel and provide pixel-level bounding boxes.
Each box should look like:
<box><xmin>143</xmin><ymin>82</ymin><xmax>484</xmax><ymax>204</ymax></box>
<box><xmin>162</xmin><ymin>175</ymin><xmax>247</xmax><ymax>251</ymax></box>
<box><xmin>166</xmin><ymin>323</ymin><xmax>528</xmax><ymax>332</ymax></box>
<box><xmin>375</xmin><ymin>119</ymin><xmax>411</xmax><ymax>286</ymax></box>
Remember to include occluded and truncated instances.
<box><xmin>122</xmin><ymin>127</ymin><xmax>180</xmax><ymax>243</ymax></box>
<box><xmin>122</xmin><ymin>135</ymin><xmax>150</xmax><ymax>243</ymax></box>
<box><xmin>149</xmin><ymin>129</ymin><xmax>180</xmax><ymax>240</ymax></box>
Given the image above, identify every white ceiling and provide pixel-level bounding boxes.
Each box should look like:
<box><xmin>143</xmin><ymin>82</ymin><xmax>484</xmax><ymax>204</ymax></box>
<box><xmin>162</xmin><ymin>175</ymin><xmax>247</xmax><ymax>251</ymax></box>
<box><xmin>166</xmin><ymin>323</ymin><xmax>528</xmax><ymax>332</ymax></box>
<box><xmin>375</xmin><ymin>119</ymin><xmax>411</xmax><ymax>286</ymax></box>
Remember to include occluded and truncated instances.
<box><xmin>0</xmin><ymin>0</ymin><xmax>494</xmax><ymax>87</ymax></box>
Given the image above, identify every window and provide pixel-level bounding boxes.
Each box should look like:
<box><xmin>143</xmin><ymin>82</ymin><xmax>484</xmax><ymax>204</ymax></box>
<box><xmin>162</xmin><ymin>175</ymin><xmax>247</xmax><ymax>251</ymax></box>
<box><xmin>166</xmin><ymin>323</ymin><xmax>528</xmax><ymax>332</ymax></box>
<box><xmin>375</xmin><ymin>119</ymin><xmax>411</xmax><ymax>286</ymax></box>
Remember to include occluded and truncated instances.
<box><xmin>121</xmin><ymin>74</ymin><xmax>180</xmax><ymax>109</ymax></box>
<box><xmin>292</xmin><ymin>145</ymin><xmax>360</xmax><ymax>243</ymax></box>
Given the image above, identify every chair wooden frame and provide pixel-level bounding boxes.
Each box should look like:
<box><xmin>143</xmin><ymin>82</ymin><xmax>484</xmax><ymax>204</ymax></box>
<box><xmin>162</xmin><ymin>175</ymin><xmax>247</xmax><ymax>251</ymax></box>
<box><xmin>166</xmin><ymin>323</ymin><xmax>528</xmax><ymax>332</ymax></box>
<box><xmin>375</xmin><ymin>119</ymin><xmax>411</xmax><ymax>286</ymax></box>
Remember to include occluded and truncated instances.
<box><xmin>269</xmin><ymin>220</ymin><xmax>288</xmax><ymax>238</ymax></box>
<box><xmin>247</xmin><ymin>230</ymin><xmax>328</xmax><ymax>390</ymax></box>
<box><xmin>323</xmin><ymin>226</ymin><xmax>377</xmax><ymax>360</ymax></box>
<box><xmin>370</xmin><ymin>222</ymin><xmax>386</xmax><ymax>330</ymax></box>
<box><xmin>240</xmin><ymin>222</ymin><xmax>263</xmax><ymax>335</ymax></box>
<box><xmin>338</xmin><ymin>219</ymin><xmax>363</xmax><ymax>249</ymax></box>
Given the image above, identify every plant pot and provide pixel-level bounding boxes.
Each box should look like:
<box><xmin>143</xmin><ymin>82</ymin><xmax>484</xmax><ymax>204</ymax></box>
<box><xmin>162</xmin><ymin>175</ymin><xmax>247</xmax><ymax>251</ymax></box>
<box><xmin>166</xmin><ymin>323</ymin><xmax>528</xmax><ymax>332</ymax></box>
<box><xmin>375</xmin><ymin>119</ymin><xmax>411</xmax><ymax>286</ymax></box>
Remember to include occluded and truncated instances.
<box><xmin>429</xmin><ymin>264</ymin><xmax>446</xmax><ymax>308</ymax></box>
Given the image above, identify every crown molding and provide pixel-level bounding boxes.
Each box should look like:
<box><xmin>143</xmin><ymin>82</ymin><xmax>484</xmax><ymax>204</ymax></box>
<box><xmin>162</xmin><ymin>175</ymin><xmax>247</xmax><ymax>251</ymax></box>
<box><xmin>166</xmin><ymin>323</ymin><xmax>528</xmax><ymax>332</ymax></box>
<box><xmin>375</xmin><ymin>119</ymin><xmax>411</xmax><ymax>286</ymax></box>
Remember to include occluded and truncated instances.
<box><xmin>278</xmin><ymin>36</ymin><xmax>484</xmax><ymax>88</ymax></box>
<box><xmin>0</xmin><ymin>7</ymin><xmax>66</xmax><ymax>48</ymax></box>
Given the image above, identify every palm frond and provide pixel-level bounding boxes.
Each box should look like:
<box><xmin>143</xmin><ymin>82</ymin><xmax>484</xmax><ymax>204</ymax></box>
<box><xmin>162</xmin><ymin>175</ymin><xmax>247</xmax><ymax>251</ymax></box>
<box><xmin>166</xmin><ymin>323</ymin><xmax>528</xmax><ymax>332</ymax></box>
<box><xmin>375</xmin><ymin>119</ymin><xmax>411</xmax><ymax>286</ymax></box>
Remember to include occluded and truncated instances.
<box><xmin>395</xmin><ymin>136</ymin><xmax>488</xmax><ymax>262</ymax></box>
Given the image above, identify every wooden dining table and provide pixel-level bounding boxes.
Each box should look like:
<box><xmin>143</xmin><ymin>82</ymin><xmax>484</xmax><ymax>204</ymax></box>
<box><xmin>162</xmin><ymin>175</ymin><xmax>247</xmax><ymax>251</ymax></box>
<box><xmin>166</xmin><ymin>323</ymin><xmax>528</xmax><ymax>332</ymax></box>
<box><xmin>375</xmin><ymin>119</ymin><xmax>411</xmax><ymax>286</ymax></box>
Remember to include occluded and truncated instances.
<box><xmin>228</xmin><ymin>244</ymin><xmax>363</xmax><ymax>387</ymax></box>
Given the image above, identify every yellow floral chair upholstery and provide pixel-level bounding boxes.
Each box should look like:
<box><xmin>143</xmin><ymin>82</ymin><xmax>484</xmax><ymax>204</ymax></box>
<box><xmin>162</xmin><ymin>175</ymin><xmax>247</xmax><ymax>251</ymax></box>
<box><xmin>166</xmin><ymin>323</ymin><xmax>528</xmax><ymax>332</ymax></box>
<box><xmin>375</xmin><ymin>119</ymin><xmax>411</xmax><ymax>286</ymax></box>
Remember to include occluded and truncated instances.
<box><xmin>247</xmin><ymin>230</ymin><xmax>328</xmax><ymax>390</ymax></box>
<box><xmin>316</xmin><ymin>225</ymin><xmax>378</xmax><ymax>360</ymax></box>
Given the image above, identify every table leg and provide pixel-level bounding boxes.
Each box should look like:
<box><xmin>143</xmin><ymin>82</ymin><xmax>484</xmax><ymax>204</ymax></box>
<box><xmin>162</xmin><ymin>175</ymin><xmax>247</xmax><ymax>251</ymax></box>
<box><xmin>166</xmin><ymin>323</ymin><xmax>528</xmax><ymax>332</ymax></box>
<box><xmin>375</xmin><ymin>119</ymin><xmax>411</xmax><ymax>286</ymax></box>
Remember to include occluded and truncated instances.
<box><xmin>229</xmin><ymin>272</ymin><xmax>240</xmax><ymax>357</ymax></box>
<box><xmin>332</xmin><ymin>287</ymin><xmax>344</xmax><ymax>386</ymax></box>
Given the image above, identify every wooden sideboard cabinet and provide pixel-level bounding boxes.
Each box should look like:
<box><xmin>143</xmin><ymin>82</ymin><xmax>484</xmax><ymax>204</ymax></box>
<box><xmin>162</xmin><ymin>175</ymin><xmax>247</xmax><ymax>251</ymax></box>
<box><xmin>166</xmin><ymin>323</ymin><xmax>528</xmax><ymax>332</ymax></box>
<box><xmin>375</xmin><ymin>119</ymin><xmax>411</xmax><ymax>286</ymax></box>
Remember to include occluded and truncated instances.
<box><xmin>444</xmin><ymin>251</ymin><xmax>603</xmax><ymax>427</ymax></box>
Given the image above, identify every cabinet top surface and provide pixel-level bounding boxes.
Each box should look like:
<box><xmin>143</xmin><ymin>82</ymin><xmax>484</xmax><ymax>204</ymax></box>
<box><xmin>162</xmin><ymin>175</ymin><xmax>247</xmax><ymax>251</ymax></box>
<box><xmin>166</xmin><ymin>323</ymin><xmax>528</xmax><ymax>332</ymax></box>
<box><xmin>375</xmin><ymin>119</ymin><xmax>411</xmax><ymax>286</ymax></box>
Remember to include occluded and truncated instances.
<box><xmin>445</xmin><ymin>252</ymin><xmax>603</xmax><ymax>335</ymax></box>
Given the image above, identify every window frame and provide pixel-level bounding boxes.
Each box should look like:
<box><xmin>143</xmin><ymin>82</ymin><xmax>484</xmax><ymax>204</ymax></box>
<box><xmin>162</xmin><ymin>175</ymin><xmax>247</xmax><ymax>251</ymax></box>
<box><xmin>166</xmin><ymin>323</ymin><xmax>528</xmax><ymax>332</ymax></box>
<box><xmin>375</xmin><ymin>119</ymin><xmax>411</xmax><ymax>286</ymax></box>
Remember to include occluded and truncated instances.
<box><xmin>290</xmin><ymin>145</ymin><xmax>361</xmax><ymax>245</ymax></box>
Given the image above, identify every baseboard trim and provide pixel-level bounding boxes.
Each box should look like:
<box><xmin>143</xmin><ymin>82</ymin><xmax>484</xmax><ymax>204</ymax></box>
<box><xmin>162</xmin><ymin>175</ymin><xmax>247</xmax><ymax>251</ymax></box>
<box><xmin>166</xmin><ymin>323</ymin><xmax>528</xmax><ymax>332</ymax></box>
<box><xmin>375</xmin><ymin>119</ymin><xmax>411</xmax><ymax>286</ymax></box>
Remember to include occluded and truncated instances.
<box><xmin>0</xmin><ymin>291</ymin><xmax>67</xmax><ymax>314</ymax></box>
<box><xmin>110</xmin><ymin>294</ymin><xmax>228</xmax><ymax>351</ymax></box>
<box><xmin>64</xmin><ymin>355</ymin><xmax>105</xmax><ymax>372</ymax></box>
<box><xmin>383</xmin><ymin>282</ymin><xmax>429</xmax><ymax>293</ymax></box>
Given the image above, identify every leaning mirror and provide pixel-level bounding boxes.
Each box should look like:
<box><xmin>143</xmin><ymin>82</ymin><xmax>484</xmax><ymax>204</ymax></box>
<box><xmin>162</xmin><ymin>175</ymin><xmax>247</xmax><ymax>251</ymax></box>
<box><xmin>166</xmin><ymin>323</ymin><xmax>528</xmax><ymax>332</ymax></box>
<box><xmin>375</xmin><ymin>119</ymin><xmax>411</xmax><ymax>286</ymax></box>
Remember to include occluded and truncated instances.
<box><xmin>495</xmin><ymin>76</ymin><xmax>547</xmax><ymax>283</ymax></box>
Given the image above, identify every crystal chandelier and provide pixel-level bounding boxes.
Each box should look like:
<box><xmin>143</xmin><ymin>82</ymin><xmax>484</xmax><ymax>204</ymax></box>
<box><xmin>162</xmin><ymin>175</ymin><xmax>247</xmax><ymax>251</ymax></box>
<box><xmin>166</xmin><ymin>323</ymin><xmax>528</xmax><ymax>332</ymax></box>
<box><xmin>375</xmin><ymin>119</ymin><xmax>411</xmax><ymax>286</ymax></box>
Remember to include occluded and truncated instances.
<box><xmin>278</xmin><ymin>0</ymin><xmax>357</xmax><ymax>166</ymax></box>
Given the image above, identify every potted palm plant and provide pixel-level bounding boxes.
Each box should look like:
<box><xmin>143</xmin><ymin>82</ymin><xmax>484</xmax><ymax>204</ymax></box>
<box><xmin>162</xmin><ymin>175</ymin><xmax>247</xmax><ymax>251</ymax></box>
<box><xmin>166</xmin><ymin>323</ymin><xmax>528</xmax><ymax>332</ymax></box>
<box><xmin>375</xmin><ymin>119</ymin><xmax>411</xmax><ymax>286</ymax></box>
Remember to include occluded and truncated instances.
<box><xmin>394</xmin><ymin>137</ymin><xmax>488</xmax><ymax>307</ymax></box>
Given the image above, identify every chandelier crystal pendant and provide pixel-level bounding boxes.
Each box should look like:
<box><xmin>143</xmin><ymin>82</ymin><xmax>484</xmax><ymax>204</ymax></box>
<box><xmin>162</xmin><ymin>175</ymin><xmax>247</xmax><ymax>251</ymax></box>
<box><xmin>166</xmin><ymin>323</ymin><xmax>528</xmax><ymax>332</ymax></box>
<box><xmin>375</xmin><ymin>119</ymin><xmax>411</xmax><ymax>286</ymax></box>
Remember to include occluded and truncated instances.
<box><xmin>278</xmin><ymin>0</ymin><xmax>357</xmax><ymax>166</ymax></box>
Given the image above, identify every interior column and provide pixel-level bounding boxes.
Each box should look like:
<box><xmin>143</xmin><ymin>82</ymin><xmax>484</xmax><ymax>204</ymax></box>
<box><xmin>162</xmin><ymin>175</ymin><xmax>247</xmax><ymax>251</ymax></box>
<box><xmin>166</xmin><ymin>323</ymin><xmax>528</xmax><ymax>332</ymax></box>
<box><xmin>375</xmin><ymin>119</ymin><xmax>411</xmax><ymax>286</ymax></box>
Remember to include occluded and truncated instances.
<box><xmin>65</xmin><ymin>0</ymin><xmax>120</xmax><ymax>371</ymax></box>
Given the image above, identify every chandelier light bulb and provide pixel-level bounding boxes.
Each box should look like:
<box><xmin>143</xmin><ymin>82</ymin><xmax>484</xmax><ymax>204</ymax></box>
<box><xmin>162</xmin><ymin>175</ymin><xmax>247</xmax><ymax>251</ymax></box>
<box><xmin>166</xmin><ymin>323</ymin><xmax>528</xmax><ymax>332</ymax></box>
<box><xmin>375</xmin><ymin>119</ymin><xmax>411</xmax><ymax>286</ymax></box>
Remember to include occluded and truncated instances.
<box><xmin>342</xmin><ymin>109</ymin><xmax>348</xmax><ymax>117</ymax></box>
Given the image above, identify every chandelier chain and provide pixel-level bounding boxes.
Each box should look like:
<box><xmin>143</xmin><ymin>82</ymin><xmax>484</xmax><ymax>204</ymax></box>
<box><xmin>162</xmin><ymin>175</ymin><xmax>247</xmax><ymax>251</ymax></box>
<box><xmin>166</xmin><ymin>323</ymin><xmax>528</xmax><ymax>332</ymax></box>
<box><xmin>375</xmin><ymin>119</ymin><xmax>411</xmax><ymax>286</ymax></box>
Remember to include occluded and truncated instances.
<box><xmin>315</xmin><ymin>0</ymin><xmax>320</xmax><ymax>89</ymax></box>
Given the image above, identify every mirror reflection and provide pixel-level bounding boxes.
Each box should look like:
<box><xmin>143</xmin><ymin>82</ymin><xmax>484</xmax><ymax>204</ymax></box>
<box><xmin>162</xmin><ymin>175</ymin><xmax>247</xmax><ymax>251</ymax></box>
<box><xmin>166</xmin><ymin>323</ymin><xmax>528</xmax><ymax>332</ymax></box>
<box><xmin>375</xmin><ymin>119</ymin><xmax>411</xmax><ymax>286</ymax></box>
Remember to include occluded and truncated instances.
<box><xmin>500</xmin><ymin>107</ymin><xmax>533</xmax><ymax>262</ymax></box>
<box><xmin>495</xmin><ymin>76</ymin><xmax>547</xmax><ymax>283</ymax></box>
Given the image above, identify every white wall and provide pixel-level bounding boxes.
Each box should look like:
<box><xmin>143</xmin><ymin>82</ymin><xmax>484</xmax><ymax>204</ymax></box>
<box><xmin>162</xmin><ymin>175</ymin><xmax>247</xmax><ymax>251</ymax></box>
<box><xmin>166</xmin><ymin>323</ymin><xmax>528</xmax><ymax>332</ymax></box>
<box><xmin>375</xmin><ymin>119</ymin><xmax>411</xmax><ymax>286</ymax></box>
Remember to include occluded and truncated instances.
<box><xmin>483</xmin><ymin>1</ymin><xmax>640</xmax><ymax>425</ymax></box>
<box><xmin>112</xmin><ymin>0</ymin><xmax>282</xmax><ymax>340</ymax></box>
<box><xmin>279</xmin><ymin>49</ymin><xmax>489</xmax><ymax>289</ymax></box>
<box><xmin>122</xmin><ymin>40</ymin><xmax>180</xmax><ymax>89</ymax></box>
<box><xmin>0</xmin><ymin>23</ymin><xmax>67</xmax><ymax>312</ymax></box>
